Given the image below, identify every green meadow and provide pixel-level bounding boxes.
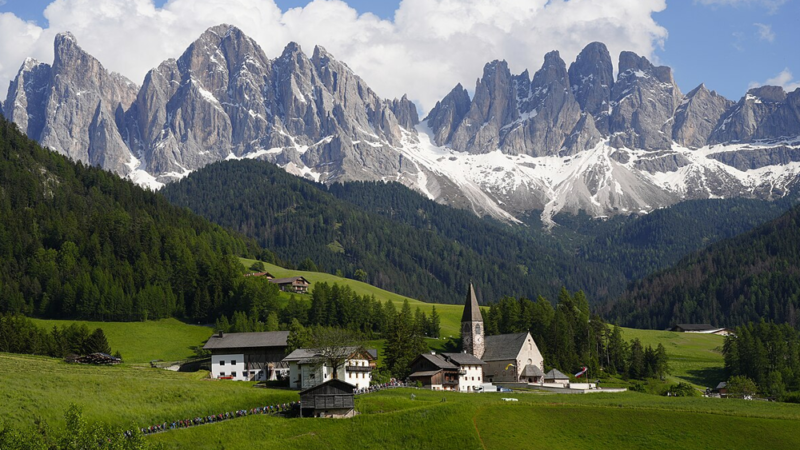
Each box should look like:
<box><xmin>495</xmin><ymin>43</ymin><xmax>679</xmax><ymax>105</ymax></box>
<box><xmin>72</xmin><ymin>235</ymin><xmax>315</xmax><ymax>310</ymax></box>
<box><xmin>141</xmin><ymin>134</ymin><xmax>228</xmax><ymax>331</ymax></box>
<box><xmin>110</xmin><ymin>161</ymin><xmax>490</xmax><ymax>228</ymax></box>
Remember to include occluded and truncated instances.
<box><xmin>3</xmin><ymin>353</ymin><xmax>796</xmax><ymax>450</ymax></box>
<box><xmin>149</xmin><ymin>388</ymin><xmax>800</xmax><ymax>450</ymax></box>
<box><xmin>30</xmin><ymin>317</ymin><xmax>214</xmax><ymax>363</ymax></box>
<box><xmin>0</xmin><ymin>353</ymin><xmax>296</xmax><ymax>431</ymax></box>
<box><xmin>621</xmin><ymin>327</ymin><xmax>725</xmax><ymax>388</ymax></box>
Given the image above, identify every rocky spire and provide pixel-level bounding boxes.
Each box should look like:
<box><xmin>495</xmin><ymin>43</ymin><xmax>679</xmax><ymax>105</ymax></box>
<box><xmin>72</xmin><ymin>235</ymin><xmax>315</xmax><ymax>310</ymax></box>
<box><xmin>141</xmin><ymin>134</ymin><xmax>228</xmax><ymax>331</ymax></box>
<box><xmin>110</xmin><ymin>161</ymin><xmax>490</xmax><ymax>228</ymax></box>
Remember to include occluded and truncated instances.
<box><xmin>568</xmin><ymin>42</ymin><xmax>614</xmax><ymax>133</ymax></box>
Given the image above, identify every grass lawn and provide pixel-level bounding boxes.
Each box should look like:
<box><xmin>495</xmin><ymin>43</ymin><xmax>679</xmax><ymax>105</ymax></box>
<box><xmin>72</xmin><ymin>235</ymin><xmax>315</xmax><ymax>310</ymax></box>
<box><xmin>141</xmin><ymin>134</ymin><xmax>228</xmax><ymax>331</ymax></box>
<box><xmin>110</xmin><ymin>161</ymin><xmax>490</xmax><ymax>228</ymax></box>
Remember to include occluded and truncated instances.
<box><xmin>621</xmin><ymin>327</ymin><xmax>725</xmax><ymax>389</ymax></box>
<box><xmin>30</xmin><ymin>318</ymin><xmax>215</xmax><ymax>364</ymax></box>
<box><xmin>150</xmin><ymin>388</ymin><xmax>800</xmax><ymax>450</ymax></box>
<box><xmin>240</xmin><ymin>258</ymin><xmax>472</xmax><ymax>337</ymax></box>
<box><xmin>0</xmin><ymin>353</ymin><xmax>298</xmax><ymax>431</ymax></box>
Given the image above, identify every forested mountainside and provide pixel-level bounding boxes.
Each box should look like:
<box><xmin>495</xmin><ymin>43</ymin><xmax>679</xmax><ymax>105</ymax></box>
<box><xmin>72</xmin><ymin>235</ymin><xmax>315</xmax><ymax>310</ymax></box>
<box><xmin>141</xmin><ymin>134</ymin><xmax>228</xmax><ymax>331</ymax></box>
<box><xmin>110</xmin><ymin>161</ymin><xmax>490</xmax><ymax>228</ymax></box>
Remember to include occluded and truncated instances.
<box><xmin>160</xmin><ymin>159</ymin><xmax>627</xmax><ymax>305</ymax></box>
<box><xmin>0</xmin><ymin>114</ymin><xmax>276</xmax><ymax>322</ymax></box>
<box><xmin>605</xmin><ymin>204</ymin><xmax>800</xmax><ymax>330</ymax></box>
<box><xmin>581</xmin><ymin>197</ymin><xmax>798</xmax><ymax>281</ymax></box>
<box><xmin>161</xmin><ymin>157</ymin><xmax>796</xmax><ymax>306</ymax></box>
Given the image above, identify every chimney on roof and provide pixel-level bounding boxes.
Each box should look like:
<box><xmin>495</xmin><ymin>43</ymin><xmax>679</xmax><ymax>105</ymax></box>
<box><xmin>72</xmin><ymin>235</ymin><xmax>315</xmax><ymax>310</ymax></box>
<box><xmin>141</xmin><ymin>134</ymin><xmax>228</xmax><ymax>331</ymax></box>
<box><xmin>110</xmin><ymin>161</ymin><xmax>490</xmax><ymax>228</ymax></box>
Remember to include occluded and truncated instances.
<box><xmin>218</xmin><ymin>331</ymin><xmax>224</xmax><ymax>338</ymax></box>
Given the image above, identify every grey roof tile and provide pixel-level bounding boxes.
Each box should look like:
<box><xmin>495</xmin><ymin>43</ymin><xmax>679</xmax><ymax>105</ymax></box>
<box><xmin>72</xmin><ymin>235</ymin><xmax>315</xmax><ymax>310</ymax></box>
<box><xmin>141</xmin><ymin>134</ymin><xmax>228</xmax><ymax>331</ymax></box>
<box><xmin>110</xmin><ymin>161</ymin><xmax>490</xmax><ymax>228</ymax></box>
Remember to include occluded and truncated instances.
<box><xmin>203</xmin><ymin>331</ymin><xmax>289</xmax><ymax>350</ymax></box>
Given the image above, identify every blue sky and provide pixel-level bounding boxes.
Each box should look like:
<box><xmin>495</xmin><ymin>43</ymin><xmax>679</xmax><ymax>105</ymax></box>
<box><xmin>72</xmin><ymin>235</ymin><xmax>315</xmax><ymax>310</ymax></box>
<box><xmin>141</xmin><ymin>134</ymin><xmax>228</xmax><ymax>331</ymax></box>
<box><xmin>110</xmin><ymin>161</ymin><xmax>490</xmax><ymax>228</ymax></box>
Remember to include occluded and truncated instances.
<box><xmin>0</xmin><ymin>0</ymin><xmax>797</xmax><ymax>110</ymax></box>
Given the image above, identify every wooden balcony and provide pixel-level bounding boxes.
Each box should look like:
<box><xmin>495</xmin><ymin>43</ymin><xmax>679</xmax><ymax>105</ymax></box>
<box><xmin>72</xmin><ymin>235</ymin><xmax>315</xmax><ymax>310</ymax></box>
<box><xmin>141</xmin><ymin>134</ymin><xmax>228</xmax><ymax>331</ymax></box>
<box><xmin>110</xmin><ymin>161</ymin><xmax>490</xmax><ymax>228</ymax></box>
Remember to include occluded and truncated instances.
<box><xmin>346</xmin><ymin>365</ymin><xmax>371</xmax><ymax>373</ymax></box>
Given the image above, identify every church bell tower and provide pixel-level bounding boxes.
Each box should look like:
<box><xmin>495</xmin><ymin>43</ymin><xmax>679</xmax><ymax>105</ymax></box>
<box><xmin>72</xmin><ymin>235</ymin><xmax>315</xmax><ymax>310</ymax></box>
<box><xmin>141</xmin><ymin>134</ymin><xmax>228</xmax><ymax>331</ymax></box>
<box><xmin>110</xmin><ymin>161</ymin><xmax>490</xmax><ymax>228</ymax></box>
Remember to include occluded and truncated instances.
<box><xmin>461</xmin><ymin>283</ymin><xmax>485</xmax><ymax>359</ymax></box>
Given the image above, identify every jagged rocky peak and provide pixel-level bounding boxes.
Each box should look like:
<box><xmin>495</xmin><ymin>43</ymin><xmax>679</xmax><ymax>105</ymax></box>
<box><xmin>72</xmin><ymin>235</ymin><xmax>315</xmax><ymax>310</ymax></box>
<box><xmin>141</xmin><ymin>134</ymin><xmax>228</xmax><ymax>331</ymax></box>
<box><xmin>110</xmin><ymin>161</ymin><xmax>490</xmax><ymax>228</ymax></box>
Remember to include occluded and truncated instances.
<box><xmin>568</xmin><ymin>42</ymin><xmax>613</xmax><ymax>133</ymax></box>
<box><xmin>389</xmin><ymin>94</ymin><xmax>420</xmax><ymax>130</ymax></box>
<box><xmin>425</xmin><ymin>83</ymin><xmax>471</xmax><ymax>145</ymax></box>
<box><xmin>448</xmin><ymin>60</ymin><xmax>515</xmax><ymax>153</ymax></box>
<box><xmin>3</xmin><ymin>57</ymin><xmax>52</xmax><ymax>139</ymax></box>
<box><xmin>4</xmin><ymin>31</ymin><xmax>139</xmax><ymax>175</ymax></box>
<box><xmin>710</xmin><ymin>85</ymin><xmax>800</xmax><ymax>144</ymax></box>
<box><xmin>609</xmin><ymin>51</ymin><xmax>682</xmax><ymax>150</ymax></box>
<box><xmin>672</xmin><ymin>83</ymin><xmax>733</xmax><ymax>148</ymax></box>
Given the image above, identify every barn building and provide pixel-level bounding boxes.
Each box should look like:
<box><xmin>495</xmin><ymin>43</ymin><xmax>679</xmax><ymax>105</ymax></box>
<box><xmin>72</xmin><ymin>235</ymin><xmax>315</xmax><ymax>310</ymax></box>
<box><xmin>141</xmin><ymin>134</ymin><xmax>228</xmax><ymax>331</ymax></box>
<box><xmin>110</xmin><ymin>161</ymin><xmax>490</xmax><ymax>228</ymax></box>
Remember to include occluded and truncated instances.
<box><xmin>299</xmin><ymin>379</ymin><xmax>356</xmax><ymax>418</ymax></box>
<box><xmin>203</xmin><ymin>331</ymin><xmax>289</xmax><ymax>381</ymax></box>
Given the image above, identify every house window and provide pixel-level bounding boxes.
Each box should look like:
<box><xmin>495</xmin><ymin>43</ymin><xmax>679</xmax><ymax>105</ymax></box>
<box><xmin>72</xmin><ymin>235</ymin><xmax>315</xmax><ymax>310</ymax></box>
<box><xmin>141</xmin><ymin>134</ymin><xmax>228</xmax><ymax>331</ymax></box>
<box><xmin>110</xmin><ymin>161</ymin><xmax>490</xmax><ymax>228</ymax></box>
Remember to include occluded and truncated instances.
<box><xmin>478</xmin><ymin>377</ymin><xmax>481</xmax><ymax>381</ymax></box>
<box><xmin>220</xmin><ymin>372</ymin><xmax>226</xmax><ymax>377</ymax></box>
<box><xmin>220</xmin><ymin>361</ymin><xmax>225</xmax><ymax>366</ymax></box>
<box><xmin>232</xmin><ymin>372</ymin><xmax>237</xmax><ymax>377</ymax></box>
<box><xmin>231</xmin><ymin>360</ymin><xmax>236</xmax><ymax>365</ymax></box>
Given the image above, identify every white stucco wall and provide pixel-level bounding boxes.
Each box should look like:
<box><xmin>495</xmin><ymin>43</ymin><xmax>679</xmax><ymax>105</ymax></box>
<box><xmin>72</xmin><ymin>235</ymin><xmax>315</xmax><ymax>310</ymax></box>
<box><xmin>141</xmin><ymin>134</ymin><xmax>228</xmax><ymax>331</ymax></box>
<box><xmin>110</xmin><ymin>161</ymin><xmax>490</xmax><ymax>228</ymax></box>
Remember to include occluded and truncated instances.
<box><xmin>290</xmin><ymin>358</ymin><xmax>373</xmax><ymax>390</ymax></box>
<box><xmin>211</xmin><ymin>354</ymin><xmax>246</xmax><ymax>381</ymax></box>
<box><xmin>459</xmin><ymin>365</ymin><xmax>484</xmax><ymax>392</ymax></box>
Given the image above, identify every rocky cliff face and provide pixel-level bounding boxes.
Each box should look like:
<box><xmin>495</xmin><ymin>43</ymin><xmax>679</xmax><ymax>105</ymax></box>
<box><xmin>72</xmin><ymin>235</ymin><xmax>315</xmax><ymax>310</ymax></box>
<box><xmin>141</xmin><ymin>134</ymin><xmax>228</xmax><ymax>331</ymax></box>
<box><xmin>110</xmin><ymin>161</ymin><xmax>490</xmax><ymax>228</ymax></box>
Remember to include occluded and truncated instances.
<box><xmin>5</xmin><ymin>25</ymin><xmax>418</xmax><ymax>188</ymax></box>
<box><xmin>4</xmin><ymin>29</ymin><xmax>800</xmax><ymax>224</ymax></box>
<box><xmin>4</xmin><ymin>32</ymin><xmax>138</xmax><ymax>175</ymax></box>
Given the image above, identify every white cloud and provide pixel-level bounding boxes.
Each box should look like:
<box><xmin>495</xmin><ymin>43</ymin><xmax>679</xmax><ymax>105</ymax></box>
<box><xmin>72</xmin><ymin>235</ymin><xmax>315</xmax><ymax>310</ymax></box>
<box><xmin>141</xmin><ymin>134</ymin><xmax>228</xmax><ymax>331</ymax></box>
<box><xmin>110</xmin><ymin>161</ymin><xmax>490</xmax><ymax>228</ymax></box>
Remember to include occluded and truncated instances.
<box><xmin>753</xmin><ymin>23</ymin><xmax>775</xmax><ymax>42</ymax></box>
<box><xmin>749</xmin><ymin>68</ymin><xmax>800</xmax><ymax>92</ymax></box>
<box><xmin>0</xmin><ymin>0</ymin><xmax>669</xmax><ymax>113</ymax></box>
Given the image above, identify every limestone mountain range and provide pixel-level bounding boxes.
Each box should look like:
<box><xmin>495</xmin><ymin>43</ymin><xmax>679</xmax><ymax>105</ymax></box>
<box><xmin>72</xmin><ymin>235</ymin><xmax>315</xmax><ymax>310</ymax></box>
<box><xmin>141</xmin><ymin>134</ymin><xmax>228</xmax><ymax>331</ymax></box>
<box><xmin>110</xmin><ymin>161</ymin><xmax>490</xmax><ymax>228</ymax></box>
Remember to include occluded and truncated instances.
<box><xmin>4</xmin><ymin>24</ymin><xmax>800</xmax><ymax>224</ymax></box>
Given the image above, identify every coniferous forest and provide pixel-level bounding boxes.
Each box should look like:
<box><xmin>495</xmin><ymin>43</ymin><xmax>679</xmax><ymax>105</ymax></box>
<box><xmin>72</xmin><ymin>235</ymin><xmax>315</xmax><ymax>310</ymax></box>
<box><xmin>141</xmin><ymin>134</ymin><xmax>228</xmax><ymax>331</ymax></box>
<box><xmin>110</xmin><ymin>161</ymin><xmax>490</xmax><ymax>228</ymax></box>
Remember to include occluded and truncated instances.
<box><xmin>160</xmin><ymin>158</ymin><xmax>796</xmax><ymax>307</ymax></box>
<box><xmin>606</xmin><ymin>204</ymin><xmax>800</xmax><ymax>330</ymax></box>
<box><xmin>0</xmin><ymin>115</ymin><xmax>277</xmax><ymax>322</ymax></box>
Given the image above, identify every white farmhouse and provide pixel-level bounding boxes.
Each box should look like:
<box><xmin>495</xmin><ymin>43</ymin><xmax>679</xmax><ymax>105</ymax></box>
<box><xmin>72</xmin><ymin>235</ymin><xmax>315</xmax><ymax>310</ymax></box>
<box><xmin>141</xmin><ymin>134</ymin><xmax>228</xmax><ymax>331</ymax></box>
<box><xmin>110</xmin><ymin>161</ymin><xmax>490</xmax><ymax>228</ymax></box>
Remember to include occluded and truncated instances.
<box><xmin>283</xmin><ymin>347</ymin><xmax>377</xmax><ymax>390</ymax></box>
<box><xmin>203</xmin><ymin>331</ymin><xmax>289</xmax><ymax>381</ymax></box>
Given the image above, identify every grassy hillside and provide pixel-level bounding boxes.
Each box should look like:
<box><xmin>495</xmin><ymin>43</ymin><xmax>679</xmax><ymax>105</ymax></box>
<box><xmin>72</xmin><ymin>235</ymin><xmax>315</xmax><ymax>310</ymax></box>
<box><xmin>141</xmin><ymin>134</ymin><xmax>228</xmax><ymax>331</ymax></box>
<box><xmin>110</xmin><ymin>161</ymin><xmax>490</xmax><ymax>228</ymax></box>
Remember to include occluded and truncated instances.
<box><xmin>3</xmin><ymin>354</ymin><xmax>797</xmax><ymax>449</ymax></box>
<box><xmin>150</xmin><ymin>388</ymin><xmax>800</xmax><ymax>450</ymax></box>
<box><xmin>0</xmin><ymin>353</ymin><xmax>296</xmax><ymax>430</ymax></box>
<box><xmin>621</xmin><ymin>328</ymin><xmax>725</xmax><ymax>388</ymax></box>
<box><xmin>240</xmin><ymin>258</ymin><xmax>470</xmax><ymax>337</ymax></box>
<box><xmin>29</xmin><ymin>318</ymin><xmax>214</xmax><ymax>363</ymax></box>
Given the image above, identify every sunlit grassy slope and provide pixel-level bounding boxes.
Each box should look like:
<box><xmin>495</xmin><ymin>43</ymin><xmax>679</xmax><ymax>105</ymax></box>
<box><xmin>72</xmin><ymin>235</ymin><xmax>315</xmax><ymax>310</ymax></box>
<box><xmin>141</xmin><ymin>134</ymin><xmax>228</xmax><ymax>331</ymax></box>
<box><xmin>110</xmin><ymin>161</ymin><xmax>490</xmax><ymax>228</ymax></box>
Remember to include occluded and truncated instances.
<box><xmin>621</xmin><ymin>327</ymin><xmax>725</xmax><ymax>388</ymax></box>
<box><xmin>151</xmin><ymin>388</ymin><xmax>800</xmax><ymax>450</ymax></box>
<box><xmin>30</xmin><ymin>318</ymin><xmax>214</xmax><ymax>364</ymax></box>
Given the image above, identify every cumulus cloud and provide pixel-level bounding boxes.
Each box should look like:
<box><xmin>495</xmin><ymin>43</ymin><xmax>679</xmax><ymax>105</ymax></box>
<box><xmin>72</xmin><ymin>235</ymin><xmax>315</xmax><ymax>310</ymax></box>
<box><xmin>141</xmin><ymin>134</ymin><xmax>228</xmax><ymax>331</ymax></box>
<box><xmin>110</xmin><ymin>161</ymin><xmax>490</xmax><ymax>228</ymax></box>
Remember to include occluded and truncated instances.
<box><xmin>0</xmin><ymin>0</ymin><xmax>669</xmax><ymax>113</ymax></box>
<box><xmin>749</xmin><ymin>68</ymin><xmax>800</xmax><ymax>92</ymax></box>
<box><xmin>753</xmin><ymin>23</ymin><xmax>775</xmax><ymax>42</ymax></box>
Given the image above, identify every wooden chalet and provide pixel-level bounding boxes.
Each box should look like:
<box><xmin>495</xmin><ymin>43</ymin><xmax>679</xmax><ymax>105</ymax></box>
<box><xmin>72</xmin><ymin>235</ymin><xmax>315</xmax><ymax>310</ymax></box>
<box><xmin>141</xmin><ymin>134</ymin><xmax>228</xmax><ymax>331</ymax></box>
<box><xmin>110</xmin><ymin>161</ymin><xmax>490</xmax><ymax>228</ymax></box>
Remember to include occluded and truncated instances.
<box><xmin>269</xmin><ymin>276</ymin><xmax>311</xmax><ymax>294</ymax></box>
<box><xmin>408</xmin><ymin>353</ymin><xmax>460</xmax><ymax>390</ymax></box>
<box><xmin>244</xmin><ymin>271</ymin><xmax>274</xmax><ymax>279</ymax></box>
<box><xmin>299</xmin><ymin>379</ymin><xmax>356</xmax><ymax>418</ymax></box>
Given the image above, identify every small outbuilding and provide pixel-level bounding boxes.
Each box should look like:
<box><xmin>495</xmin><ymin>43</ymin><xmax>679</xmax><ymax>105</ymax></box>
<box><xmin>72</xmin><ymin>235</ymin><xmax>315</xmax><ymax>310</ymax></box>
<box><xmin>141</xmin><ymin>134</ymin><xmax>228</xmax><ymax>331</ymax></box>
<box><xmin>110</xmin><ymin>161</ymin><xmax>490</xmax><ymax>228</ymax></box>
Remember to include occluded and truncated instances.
<box><xmin>299</xmin><ymin>379</ymin><xmax>356</xmax><ymax>418</ymax></box>
<box><xmin>544</xmin><ymin>368</ymin><xmax>570</xmax><ymax>386</ymax></box>
<box><xmin>520</xmin><ymin>364</ymin><xmax>545</xmax><ymax>384</ymax></box>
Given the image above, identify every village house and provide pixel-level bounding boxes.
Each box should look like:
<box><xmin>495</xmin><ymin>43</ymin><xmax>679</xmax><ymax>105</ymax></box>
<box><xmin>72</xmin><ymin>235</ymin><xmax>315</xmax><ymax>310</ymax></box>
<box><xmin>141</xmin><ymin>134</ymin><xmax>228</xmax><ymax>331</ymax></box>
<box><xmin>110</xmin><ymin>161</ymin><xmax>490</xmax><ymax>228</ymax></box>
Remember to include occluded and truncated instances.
<box><xmin>269</xmin><ymin>276</ymin><xmax>311</xmax><ymax>294</ymax></box>
<box><xmin>299</xmin><ymin>379</ymin><xmax>356</xmax><ymax>418</ymax></box>
<box><xmin>283</xmin><ymin>347</ymin><xmax>376</xmax><ymax>390</ymax></box>
<box><xmin>408</xmin><ymin>351</ymin><xmax>485</xmax><ymax>391</ymax></box>
<box><xmin>461</xmin><ymin>283</ymin><xmax>545</xmax><ymax>384</ymax></box>
<box><xmin>203</xmin><ymin>331</ymin><xmax>289</xmax><ymax>381</ymax></box>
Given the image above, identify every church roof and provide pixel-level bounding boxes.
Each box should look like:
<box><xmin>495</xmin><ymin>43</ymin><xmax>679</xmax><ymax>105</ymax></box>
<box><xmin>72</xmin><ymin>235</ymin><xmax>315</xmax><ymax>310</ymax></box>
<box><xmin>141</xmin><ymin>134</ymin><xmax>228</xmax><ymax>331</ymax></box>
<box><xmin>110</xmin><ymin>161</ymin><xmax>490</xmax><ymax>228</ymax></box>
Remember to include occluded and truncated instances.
<box><xmin>461</xmin><ymin>283</ymin><xmax>483</xmax><ymax>323</ymax></box>
<box><xmin>482</xmin><ymin>332</ymin><xmax>530</xmax><ymax>361</ymax></box>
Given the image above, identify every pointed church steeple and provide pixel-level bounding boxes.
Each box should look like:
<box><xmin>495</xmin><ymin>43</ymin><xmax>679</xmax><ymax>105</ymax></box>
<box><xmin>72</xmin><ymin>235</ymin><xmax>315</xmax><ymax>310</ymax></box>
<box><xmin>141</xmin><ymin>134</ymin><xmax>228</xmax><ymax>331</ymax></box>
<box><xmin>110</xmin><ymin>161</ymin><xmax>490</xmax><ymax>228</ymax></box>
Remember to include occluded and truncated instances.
<box><xmin>461</xmin><ymin>283</ymin><xmax>483</xmax><ymax>323</ymax></box>
<box><xmin>461</xmin><ymin>282</ymin><xmax>484</xmax><ymax>358</ymax></box>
